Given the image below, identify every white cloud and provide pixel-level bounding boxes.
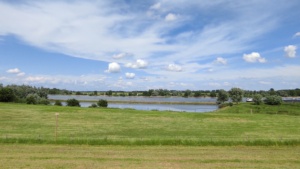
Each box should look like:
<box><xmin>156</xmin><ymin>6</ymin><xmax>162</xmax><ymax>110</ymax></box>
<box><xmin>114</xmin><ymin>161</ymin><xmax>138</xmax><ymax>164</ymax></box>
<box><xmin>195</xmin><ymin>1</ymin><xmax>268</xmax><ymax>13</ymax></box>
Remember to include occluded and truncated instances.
<box><xmin>125</xmin><ymin>72</ymin><xmax>135</xmax><ymax>79</ymax></box>
<box><xmin>284</xmin><ymin>45</ymin><xmax>297</xmax><ymax>58</ymax></box>
<box><xmin>165</xmin><ymin>13</ymin><xmax>177</xmax><ymax>21</ymax></box>
<box><xmin>214</xmin><ymin>57</ymin><xmax>227</xmax><ymax>65</ymax></box>
<box><xmin>223</xmin><ymin>82</ymin><xmax>231</xmax><ymax>86</ymax></box>
<box><xmin>150</xmin><ymin>2</ymin><xmax>161</xmax><ymax>10</ymax></box>
<box><xmin>208</xmin><ymin>82</ymin><xmax>221</xmax><ymax>87</ymax></box>
<box><xmin>166</xmin><ymin>64</ymin><xmax>182</xmax><ymax>72</ymax></box>
<box><xmin>6</xmin><ymin>68</ymin><xmax>26</xmax><ymax>76</ymax></box>
<box><xmin>106</xmin><ymin>62</ymin><xmax>121</xmax><ymax>73</ymax></box>
<box><xmin>259</xmin><ymin>81</ymin><xmax>272</xmax><ymax>85</ymax></box>
<box><xmin>112</xmin><ymin>52</ymin><xmax>132</xmax><ymax>59</ymax></box>
<box><xmin>1</xmin><ymin>1</ymin><xmax>299</xmax><ymax>90</ymax></box>
<box><xmin>126</xmin><ymin>59</ymin><xmax>148</xmax><ymax>69</ymax></box>
<box><xmin>294</xmin><ymin>32</ymin><xmax>300</xmax><ymax>37</ymax></box>
<box><xmin>25</xmin><ymin>76</ymin><xmax>49</xmax><ymax>83</ymax></box>
<box><xmin>17</xmin><ymin>72</ymin><xmax>26</xmax><ymax>77</ymax></box>
<box><xmin>243</xmin><ymin>52</ymin><xmax>266</xmax><ymax>63</ymax></box>
<box><xmin>6</xmin><ymin>68</ymin><xmax>21</xmax><ymax>74</ymax></box>
<box><xmin>0</xmin><ymin>76</ymin><xmax>7</xmax><ymax>80</ymax></box>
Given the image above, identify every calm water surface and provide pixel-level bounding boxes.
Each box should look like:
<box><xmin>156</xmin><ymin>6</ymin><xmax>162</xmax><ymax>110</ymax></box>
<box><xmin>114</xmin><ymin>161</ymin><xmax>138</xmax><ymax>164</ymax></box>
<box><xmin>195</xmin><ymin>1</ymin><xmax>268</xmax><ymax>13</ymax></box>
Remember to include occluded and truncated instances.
<box><xmin>48</xmin><ymin>95</ymin><xmax>217</xmax><ymax>103</ymax></box>
<box><xmin>49</xmin><ymin>95</ymin><xmax>218</xmax><ymax>113</ymax></box>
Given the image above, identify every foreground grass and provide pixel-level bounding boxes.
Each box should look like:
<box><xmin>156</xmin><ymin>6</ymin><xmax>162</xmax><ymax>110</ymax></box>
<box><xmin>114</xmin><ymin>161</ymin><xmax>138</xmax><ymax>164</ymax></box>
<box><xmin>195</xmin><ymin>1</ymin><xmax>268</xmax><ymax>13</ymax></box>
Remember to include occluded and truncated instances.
<box><xmin>0</xmin><ymin>144</ymin><xmax>299</xmax><ymax>169</ymax></box>
<box><xmin>0</xmin><ymin>102</ymin><xmax>299</xmax><ymax>146</ymax></box>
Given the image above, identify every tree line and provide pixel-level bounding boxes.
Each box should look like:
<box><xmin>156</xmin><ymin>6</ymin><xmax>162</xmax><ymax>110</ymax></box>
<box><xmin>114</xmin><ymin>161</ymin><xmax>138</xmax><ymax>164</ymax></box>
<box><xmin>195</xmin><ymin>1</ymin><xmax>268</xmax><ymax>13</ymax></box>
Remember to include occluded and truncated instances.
<box><xmin>0</xmin><ymin>84</ymin><xmax>299</xmax><ymax>105</ymax></box>
<box><xmin>74</xmin><ymin>88</ymin><xmax>300</xmax><ymax>98</ymax></box>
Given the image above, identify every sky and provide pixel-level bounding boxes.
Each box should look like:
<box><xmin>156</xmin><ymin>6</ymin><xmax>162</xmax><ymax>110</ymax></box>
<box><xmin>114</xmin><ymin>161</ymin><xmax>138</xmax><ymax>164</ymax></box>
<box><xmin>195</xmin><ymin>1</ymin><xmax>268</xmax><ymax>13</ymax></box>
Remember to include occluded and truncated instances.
<box><xmin>0</xmin><ymin>0</ymin><xmax>300</xmax><ymax>91</ymax></box>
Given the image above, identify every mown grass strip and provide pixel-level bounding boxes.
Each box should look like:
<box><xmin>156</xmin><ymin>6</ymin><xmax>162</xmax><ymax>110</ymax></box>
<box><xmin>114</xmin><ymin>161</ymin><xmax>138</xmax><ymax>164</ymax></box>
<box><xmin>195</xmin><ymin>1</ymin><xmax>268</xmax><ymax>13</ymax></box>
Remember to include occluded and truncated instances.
<box><xmin>1</xmin><ymin>138</ymin><xmax>299</xmax><ymax>146</ymax></box>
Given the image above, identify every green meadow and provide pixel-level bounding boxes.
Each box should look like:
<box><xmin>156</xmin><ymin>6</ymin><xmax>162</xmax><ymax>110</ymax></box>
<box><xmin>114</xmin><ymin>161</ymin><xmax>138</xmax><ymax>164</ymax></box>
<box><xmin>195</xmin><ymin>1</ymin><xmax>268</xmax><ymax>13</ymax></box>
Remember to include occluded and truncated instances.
<box><xmin>0</xmin><ymin>102</ymin><xmax>300</xmax><ymax>168</ymax></box>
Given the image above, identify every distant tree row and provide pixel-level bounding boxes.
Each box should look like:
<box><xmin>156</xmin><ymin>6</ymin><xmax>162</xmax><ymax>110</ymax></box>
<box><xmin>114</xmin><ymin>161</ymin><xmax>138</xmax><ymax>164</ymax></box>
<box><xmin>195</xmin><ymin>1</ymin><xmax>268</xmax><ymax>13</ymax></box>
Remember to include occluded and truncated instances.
<box><xmin>0</xmin><ymin>84</ymin><xmax>69</xmax><ymax>104</ymax></box>
<box><xmin>1</xmin><ymin>84</ymin><xmax>299</xmax><ymax>103</ymax></box>
<box><xmin>217</xmin><ymin>87</ymin><xmax>284</xmax><ymax>107</ymax></box>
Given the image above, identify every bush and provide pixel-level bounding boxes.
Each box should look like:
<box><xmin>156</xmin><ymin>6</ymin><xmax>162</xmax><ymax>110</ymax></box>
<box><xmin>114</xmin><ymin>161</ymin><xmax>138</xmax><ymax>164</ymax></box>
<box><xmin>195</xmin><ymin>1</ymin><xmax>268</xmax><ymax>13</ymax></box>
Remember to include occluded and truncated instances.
<box><xmin>38</xmin><ymin>98</ymin><xmax>50</xmax><ymax>105</ymax></box>
<box><xmin>89</xmin><ymin>103</ymin><xmax>98</xmax><ymax>108</ymax></box>
<box><xmin>97</xmin><ymin>99</ymin><xmax>108</xmax><ymax>107</ymax></box>
<box><xmin>54</xmin><ymin>100</ymin><xmax>63</xmax><ymax>106</ymax></box>
<box><xmin>264</xmin><ymin>95</ymin><xmax>282</xmax><ymax>105</ymax></box>
<box><xmin>66</xmin><ymin>98</ymin><xmax>80</xmax><ymax>107</ymax></box>
<box><xmin>253</xmin><ymin>94</ymin><xmax>263</xmax><ymax>105</ymax></box>
<box><xmin>26</xmin><ymin>94</ymin><xmax>40</xmax><ymax>104</ymax></box>
<box><xmin>218</xmin><ymin>102</ymin><xmax>233</xmax><ymax>108</ymax></box>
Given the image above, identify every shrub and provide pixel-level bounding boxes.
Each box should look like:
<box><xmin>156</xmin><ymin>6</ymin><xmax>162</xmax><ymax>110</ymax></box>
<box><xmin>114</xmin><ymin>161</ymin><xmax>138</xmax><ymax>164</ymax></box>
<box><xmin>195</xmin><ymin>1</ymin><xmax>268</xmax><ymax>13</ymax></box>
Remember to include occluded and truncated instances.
<box><xmin>89</xmin><ymin>103</ymin><xmax>98</xmax><ymax>108</ymax></box>
<box><xmin>26</xmin><ymin>94</ymin><xmax>40</xmax><ymax>104</ymax></box>
<box><xmin>253</xmin><ymin>94</ymin><xmax>263</xmax><ymax>105</ymax></box>
<box><xmin>38</xmin><ymin>98</ymin><xmax>50</xmax><ymax>105</ymax></box>
<box><xmin>264</xmin><ymin>95</ymin><xmax>282</xmax><ymax>105</ymax></box>
<box><xmin>66</xmin><ymin>98</ymin><xmax>81</xmax><ymax>107</ymax></box>
<box><xmin>97</xmin><ymin>99</ymin><xmax>108</xmax><ymax>107</ymax></box>
<box><xmin>54</xmin><ymin>100</ymin><xmax>63</xmax><ymax>106</ymax></box>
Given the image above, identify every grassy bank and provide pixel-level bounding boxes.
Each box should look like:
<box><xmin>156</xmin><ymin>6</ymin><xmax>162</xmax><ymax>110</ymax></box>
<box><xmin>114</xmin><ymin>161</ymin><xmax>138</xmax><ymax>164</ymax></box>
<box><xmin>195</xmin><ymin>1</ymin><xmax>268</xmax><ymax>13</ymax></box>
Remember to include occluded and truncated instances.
<box><xmin>1</xmin><ymin>144</ymin><xmax>299</xmax><ymax>169</ymax></box>
<box><xmin>0</xmin><ymin>102</ymin><xmax>299</xmax><ymax>146</ymax></box>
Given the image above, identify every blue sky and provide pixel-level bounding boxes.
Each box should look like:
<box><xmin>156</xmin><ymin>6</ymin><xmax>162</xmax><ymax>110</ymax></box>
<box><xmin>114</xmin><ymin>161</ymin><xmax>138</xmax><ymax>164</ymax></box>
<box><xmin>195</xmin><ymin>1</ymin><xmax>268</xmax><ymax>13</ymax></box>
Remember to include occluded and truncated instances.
<box><xmin>0</xmin><ymin>0</ymin><xmax>300</xmax><ymax>91</ymax></box>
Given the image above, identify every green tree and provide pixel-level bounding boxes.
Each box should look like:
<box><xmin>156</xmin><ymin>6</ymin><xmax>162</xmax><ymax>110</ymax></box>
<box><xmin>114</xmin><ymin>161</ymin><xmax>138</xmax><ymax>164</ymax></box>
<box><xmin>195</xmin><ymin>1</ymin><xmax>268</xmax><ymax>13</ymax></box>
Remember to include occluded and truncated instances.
<box><xmin>97</xmin><ymin>99</ymin><xmax>108</xmax><ymax>107</ymax></box>
<box><xmin>217</xmin><ymin>89</ymin><xmax>229</xmax><ymax>104</ymax></box>
<box><xmin>183</xmin><ymin>90</ymin><xmax>191</xmax><ymax>97</ymax></box>
<box><xmin>229</xmin><ymin>87</ymin><xmax>244</xmax><ymax>104</ymax></box>
<box><xmin>269</xmin><ymin>88</ymin><xmax>276</xmax><ymax>95</ymax></box>
<box><xmin>210</xmin><ymin>91</ymin><xmax>217</xmax><ymax>97</ymax></box>
<box><xmin>194</xmin><ymin>91</ymin><xmax>201</xmax><ymax>97</ymax></box>
<box><xmin>106</xmin><ymin>90</ymin><xmax>113</xmax><ymax>96</ymax></box>
<box><xmin>66</xmin><ymin>98</ymin><xmax>80</xmax><ymax>107</ymax></box>
<box><xmin>253</xmin><ymin>94</ymin><xmax>263</xmax><ymax>105</ymax></box>
<box><xmin>0</xmin><ymin>87</ymin><xmax>15</xmax><ymax>102</ymax></box>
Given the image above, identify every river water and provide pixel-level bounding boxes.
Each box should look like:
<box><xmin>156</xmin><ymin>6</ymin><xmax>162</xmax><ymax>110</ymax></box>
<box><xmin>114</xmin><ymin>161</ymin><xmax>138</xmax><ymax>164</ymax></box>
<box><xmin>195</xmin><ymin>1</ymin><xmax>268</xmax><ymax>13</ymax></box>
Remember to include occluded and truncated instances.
<box><xmin>48</xmin><ymin>95</ymin><xmax>218</xmax><ymax>113</ymax></box>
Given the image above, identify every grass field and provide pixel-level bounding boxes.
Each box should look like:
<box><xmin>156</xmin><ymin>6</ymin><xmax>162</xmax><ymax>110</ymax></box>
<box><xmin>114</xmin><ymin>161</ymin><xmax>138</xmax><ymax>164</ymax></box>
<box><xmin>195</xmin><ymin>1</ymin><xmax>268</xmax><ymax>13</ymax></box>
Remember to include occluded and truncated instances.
<box><xmin>1</xmin><ymin>144</ymin><xmax>299</xmax><ymax>169</ymax></box>
<box><xmin>0</xmin><ymin>102</ymin><xmax>299</xmax><ymax>168</ymax></box>
<box><xmin>0</xmin><ymin>102</ymin><xmax>299</xmax><ymax>145</ymax></box>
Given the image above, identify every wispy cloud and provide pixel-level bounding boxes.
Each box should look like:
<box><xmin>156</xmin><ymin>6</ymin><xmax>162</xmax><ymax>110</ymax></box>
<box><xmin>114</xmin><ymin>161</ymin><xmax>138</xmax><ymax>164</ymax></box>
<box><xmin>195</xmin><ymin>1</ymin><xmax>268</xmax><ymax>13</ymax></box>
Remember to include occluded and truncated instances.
<box><xmin>165</xmin><ymin>13</ymin><xmax>177</xmax><ymax>22</ymax></box>
<box><xmin>294</xmin><ymin>32</ymin><xmax>300</xmax><ymax>37</ymax></box>
<box><xmin>214</xmin><ymin>57</ymin><xmax>227</xmax><ymax>65</ymax></box>
<box><xmin>0</xmin><ymin>0</ymin><xmax>299</xmax><ymax>90</ymax></box>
